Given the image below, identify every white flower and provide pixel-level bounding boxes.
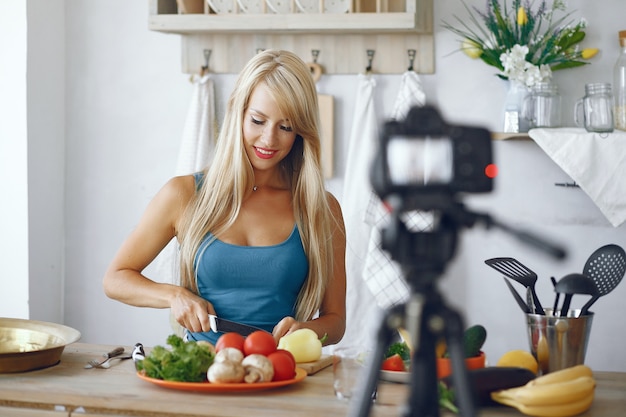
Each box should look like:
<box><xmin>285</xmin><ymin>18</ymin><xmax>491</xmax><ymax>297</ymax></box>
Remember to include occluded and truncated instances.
<box><xmin>500</xmin><ymin>44</ymin><xmax>553</xmax><ymax>87</ymax></box>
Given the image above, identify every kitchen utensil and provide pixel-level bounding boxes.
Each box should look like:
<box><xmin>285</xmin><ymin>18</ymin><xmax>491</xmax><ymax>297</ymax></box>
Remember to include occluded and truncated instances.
<box><xmin>502</xmin><ymin>277</ymin><xmax>531</xmax><ymax>313</ymax></box>
<box><xmin>87</xmin><ymin>354</ymin><xmax>132</xmax><ymax>369</ymax></box>
<box><xmin>580</xmin><ymin>244</ymin><xmax>626</xmax><ymax>315</ymax></box>
<box><xmin>0</xmin><ymin>317</ymin><xmax>81</xmax><ymax>373</ymax></box>
<box><xmin>485</xmin><ymin>258</ymin><xmax>545</xmax><ymax>315</ymax></box>
<box><xmin>527</xmin><ymin>309</ymin><xmax>594</xmax><ymax>374</ymax></box>
<box><xmin>84</xmin><ymin>346</ymin><xmax>125</xmax><ymax>369</ymax></box>
<box><xmin>550</xmin><ymin>276</ymin><xmax>560</xmax><ymax>313</ymax></box>
<box><xmin>554</xmin><ymin>273</ymin><xmax>599</xmax><ymax>317</ymax></box>
<box><xmin>208</xmin><ymin>314</ymin><xmax>266</xmax><ymax>336</ymax></box>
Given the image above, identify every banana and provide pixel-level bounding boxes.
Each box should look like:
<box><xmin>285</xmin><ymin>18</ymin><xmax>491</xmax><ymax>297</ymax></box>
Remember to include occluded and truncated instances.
<box><xmin>526</xmin><ymin>364</ymin><xmax>593</xmax><ymax>386</ymax></box>
<box><xmin>491</xmin><ymin>365</ymin><xmax>596</xmax><ymax>416</ymax></box>
<box><xmin>492</xmin><ymin>375</ymin><xmax>595</xmax><ymax>407</ymax></box>
<box><xmin>514</xmin><ymin>392</ymin><xmax>594</xmax><ymax>417</ymax></box>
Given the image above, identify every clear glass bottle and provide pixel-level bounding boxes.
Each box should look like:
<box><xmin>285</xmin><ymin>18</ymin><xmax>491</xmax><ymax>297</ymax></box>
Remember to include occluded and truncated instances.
<box><xmin>615</xmin><ymin>30</ymin><xmax>626</xmax><ymax>131</ymax></box>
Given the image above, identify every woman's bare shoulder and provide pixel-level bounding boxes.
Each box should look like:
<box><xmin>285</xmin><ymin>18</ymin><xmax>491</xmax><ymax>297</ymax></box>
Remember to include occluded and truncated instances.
<box><xmin>153</xmin><ymin>174</ymin><xmax>198</xmax><ymax>214</ymax></box>
<box><xmin>325</xmin><ymin>191</ymin><xmax>345</xmax><ymax>223</ymax></box>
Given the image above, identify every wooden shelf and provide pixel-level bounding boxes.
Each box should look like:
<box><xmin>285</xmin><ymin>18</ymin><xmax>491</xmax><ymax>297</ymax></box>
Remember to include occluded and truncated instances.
<box><xmin>492</xmin><ymin>132</ymin><xmax>531</xmax><ymax>141</ymax></box>
<box><xmin>148</xmin><ymin>0</ymin><xmax>434</xmax><ymax>74</ymax></box>
<box><xmin>149</xmin><ymin>12</ymin><xmax>429</xmax><ymax>34</ymax></box>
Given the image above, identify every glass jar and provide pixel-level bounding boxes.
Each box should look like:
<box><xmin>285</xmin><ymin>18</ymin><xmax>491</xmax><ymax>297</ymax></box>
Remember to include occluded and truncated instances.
<box><xmin>522</xmin><ymin>82</ymin><xmax>562</xmax><ymax>128</ymax></box>
<box><xmin>574</xmin><ymin>83</ymin><xmax>614</xmax><ymax>133</ymax></box>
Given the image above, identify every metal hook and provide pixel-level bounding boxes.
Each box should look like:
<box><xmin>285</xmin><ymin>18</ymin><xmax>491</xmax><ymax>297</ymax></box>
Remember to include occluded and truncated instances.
<box><xmin>407</xmin><ymin>49</ymin><xmax>416</xmax><ymax>71</ymax></box>
<box><xmin>311</xmin><ymin>49</ymin><xmax>320</xmax><ymax>64</ymax></box>
<box><xmin>366</xmin><ymin>49</ymin><xmax>375</xmax><ymax>73</ymax></box>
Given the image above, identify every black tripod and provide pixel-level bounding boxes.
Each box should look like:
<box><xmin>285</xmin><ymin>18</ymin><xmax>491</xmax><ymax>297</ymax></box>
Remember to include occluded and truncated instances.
<box><xmin>348</xmin><ymin>200</ymin><xmax>566</xmax><ymax>417</ymax></box>
<box><xmin>348</xmin><ymin>206</ymin><xmax>478</xmax><ymax>417</ymax></box>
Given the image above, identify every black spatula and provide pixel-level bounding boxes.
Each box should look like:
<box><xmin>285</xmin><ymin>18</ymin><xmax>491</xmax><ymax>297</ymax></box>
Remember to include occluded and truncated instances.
<box><xmin>485</xmin><ymin>257</ymin><xmax>545</xmax><ymax>315</ymax></box>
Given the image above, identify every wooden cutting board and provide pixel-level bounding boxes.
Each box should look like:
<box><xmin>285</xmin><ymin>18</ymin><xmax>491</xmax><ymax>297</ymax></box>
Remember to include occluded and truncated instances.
<box><xmin>297</xmin><ymin>354</ymin><xmax>334</xmax><ymax>375</ymax></box>
<box><xmin>318</xmin><ymin>94</ymin><xmax>334</xmax><ymax>179</ymax></box>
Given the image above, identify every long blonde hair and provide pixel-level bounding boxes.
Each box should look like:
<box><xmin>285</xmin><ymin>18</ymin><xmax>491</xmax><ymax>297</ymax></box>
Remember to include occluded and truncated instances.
<box><xmin>177</xmin><ymin>50</ymin><xmax>335</xmax><ymax>322</ymax></box>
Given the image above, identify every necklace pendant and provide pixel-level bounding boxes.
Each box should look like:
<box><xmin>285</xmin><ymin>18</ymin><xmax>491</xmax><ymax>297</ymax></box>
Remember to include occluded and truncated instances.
<box><xmin>253</xmin><ymin>186</ymin><xmax>258</xmax><ymax>191</ymax></box>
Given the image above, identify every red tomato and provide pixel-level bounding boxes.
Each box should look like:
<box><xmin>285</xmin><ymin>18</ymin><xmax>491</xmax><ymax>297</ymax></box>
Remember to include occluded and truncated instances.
<box><xmin>215</xmin><ymin>332</ymin><xmax>246</xmax><ymax>353</ymax></box>
<box><xmin>243</xmin><ymin>330</ymin><xmax>277</xmax><ymax>357</ymax></box>
<box><xmin>267</xmin><ymin>350</ymin><xmax>296</xmax><ymax>381</ymax></box>
<box><xmin>381</xmin><ymin>354</ymin><xmax>406</xmax><ymax>372</ymax></box>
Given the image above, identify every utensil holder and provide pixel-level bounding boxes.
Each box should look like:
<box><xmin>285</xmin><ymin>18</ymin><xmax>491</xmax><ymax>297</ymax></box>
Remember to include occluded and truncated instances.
<box><xmin>526</xmin><ymin>309</ymin><xmax>593</xmax><ymax>375</ymax></box>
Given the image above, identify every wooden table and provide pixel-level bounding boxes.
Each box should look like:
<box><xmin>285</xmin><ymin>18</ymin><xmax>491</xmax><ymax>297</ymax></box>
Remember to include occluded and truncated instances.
<box><xmin>0</xmin><ymin>343</ymin><xmax>624</xmax><ymax>417</ymax></box>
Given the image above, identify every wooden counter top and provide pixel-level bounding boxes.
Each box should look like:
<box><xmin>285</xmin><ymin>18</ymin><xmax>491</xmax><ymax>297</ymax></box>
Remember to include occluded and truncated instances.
<box><xmin>0</xmin><ymin>343</ymin><xmax>624</xmax><ymax>416</ymax></box>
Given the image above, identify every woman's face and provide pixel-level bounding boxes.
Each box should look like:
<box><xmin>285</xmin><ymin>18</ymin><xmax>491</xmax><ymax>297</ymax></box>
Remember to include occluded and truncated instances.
<box><xmin>243</xmin><ymin>82</ymin><xmax>297</xmax><ymax>172</ymax></box>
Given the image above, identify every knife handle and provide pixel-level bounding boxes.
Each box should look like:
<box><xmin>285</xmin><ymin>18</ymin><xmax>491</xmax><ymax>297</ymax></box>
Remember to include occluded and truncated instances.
<box><xmin>105</xmin><ymin>347</ymin><xmax>125</xmax><ymax>358</ymax></box>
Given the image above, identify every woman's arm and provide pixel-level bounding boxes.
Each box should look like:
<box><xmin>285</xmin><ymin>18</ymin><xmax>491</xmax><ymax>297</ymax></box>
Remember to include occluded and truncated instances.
<box><xmin>103</xmin><ymin>175</ymin><xmax>216</xmax><ymax>332</ymax></box>
<box><xmin>273</xmin><ymin>192</ymin><xmax>347</xmax><ymax>345</ymax></box>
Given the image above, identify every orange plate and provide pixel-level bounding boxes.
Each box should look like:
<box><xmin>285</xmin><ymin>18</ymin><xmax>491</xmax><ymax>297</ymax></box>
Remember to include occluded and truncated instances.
<box><xmin>137</xmin><ymin>367</ymin><xmax>307</xmax><ymax>393</ymax></box>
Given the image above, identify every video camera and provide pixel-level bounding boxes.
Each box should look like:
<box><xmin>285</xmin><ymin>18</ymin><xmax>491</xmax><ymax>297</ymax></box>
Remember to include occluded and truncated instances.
<box><xmin>370</xmin><ymin>105</ymin><xmax>496</xmax><ymax>211</ymax></box>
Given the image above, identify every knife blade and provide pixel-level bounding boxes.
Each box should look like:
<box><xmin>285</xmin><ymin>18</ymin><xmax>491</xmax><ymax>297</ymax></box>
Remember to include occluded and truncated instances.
<box><xmin>208</xmin><ymin>314</ymin><xmax>266</xmax><ymax>336</ymax></box>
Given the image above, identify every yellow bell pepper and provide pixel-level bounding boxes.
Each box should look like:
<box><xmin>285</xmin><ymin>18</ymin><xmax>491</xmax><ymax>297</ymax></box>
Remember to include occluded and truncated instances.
<box><xmin>277</xmin><ymin>328</ymin><xmax>322</xmax><ymax>363</ymax></box>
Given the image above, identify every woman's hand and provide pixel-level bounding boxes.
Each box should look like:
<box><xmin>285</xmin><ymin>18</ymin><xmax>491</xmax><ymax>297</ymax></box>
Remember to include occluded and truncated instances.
<box><xmin>272</xmin><ymin>317</ymin><xmax>301</xmax><ymax>343</ymax></box>
<box><xmin>170</xmin><ymin>287</ymin><xmax>216</xmax><ymax>333</ymax></box>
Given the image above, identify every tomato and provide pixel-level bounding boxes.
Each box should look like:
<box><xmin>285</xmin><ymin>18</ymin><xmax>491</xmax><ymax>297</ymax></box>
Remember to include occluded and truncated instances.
<box><xmin>381</xmin><ymin>354</ymin><xmax>406</xmax><ymax>372</ymax></box>
<box><xmin>243</xmin><ymin>330</ymin><xmax>277</xmax><ymax>357</ymax></box>
<box><xmin>267</xmin><ymin>350</ymin><xmax>296</xmax><ymax>381</ymax></box>
<box><xmin>215</xmin><ymin>332</ymin><xmax>246</xmax><ymax>353</ymax></box>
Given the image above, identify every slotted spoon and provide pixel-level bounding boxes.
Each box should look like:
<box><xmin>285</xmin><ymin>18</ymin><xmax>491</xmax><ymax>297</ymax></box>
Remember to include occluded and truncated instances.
<box><xmin>485</xmin><ymin>257</ymin><xmax>545</xmax><ymax>315</ymax></box>
<box><xmin>580</xmin><ymin>244</ymin><xmax>626</xmax><ymax>315</ymax></box>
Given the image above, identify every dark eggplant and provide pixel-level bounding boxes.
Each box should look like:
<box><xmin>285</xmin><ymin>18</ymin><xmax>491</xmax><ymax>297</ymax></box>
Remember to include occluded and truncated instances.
<box><xmin>442</xmin><ymin>367</ymin><xmax>536</xmax><ymax>407</ymax></box>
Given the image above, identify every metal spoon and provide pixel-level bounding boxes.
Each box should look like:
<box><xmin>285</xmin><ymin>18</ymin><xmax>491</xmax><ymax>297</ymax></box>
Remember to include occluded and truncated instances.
<box><xmin>554</xmin><ymin>273</ymin><xmax>599</xmax><ymax>317</ymax></box>
<box><xmin>580</xmin><ymin>244</ymin><xmax>626</xmax><ymax>316</ymax></box>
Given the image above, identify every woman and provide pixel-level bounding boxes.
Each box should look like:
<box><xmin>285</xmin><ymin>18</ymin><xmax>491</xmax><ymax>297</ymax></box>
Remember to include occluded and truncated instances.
<box><xmin>103</xmin><ymin>50</ymin><xmax>346</xmax><ymax>347</ymax></box>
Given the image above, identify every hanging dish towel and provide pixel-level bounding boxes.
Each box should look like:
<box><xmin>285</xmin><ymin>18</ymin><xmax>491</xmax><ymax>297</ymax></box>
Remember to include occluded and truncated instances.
<box><xmin>362</xmin><ymin>70</ymin><xmax>429</xmax><ymax>309</ymax></box>
<box><xmin>175</xmin><ymin>73</ymin><xmax>218</xmax><ymax>175</ymax></box>
<box><xmin>529</xmin><ymin>127</ymin><xmax>626</xmax><ymax>227</ymax></box>
<box><xmin>338</xmin><ymin>73</ymin><xmax>381</xmax><ymax>351</ymax></box>
<box><xmin>154</xmin><ymin>73</ymin><xmax>218</xmax><ymax>290</ymax></box>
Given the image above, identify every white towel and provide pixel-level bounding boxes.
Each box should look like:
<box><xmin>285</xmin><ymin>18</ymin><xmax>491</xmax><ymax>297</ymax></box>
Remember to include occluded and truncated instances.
<box><xmin>175</xmin><ymin>73</ymin><xmax>217</xmax><ymax>176</ymax></box>
<box><xmin>154</xmin><ymin>73</ymin><xmax>217</xmax><ymax>288</ymax></box>
<box><xmin>362</xmin><ymin>71</ymin><xmax>429</xmax><ymax>309</ymax></box>
<box><xmin>337</xmin><ymin>74</ymin><xmax>381</xmax><ymax>351</ymax></box>
<box><xmin>529</xmin><ymin>127</ymin><xmax>626</xmax><ymax>227</ymax></box>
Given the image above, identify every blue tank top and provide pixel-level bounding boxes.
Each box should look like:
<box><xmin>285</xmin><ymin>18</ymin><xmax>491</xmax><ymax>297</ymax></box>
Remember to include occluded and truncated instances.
<box><xmin>186</xmin><ymin>173</ymin><xmax>309</xmax><ymax>345</ymax></box>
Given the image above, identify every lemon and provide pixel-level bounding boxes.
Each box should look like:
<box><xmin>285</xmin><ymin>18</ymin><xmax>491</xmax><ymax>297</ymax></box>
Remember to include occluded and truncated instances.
<box><xmin>496</xmin><ymin>349</ymin><xmax>539</xmax><ymax>375</ymax></box>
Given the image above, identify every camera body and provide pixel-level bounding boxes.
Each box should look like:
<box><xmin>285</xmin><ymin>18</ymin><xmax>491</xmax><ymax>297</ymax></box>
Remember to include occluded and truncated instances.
<box><xmin>370</xmin><ymin>105</ymin><xmax>494</xmax><ymax>211</ymax></box>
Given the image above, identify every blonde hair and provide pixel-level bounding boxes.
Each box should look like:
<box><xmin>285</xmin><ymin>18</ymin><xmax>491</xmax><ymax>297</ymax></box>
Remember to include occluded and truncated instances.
<box><xmin>177</xmin><ymin>50</ymin><xmax>334</xmax><ymax>322</ymax></box>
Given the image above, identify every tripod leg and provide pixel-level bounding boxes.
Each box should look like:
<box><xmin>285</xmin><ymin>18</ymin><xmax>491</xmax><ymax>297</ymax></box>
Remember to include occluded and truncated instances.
<box><xmin>403</xmin><ymin>298</ymin><xmax>440</xmax><ymax>417</ymax></box>
<box><xmin>348</xmin><ymin>305</ymin><xmax>402</xmax><ymax>417</ymax></box>
<box><xmin>442</xmin><ymin>308</ymin><xmax>478</xmax><ymax>417</ymax></box>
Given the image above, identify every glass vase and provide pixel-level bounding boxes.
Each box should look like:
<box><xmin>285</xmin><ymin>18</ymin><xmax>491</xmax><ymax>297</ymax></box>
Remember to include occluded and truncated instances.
<box><xmin>503</xmin><ymin>80</ymin><xmax>530</xmax><ymax>133</ymax></box>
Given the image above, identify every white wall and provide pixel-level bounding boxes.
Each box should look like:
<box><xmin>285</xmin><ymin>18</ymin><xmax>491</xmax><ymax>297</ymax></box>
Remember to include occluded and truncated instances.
<box><xmin>8</xmin><ymin>0</ymin><xmax>626</xmax><ymax>372</ymax></box>
<box><xmin>0</xmin><ymin>2</ymin><xmax>29</xmax><ymax>319</ymax></box>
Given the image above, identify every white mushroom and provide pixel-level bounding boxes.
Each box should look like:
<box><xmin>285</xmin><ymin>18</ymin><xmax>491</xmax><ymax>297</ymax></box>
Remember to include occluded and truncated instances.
<box><xmin>207</xmin><ymin>360</ymin><xmax>245</xmax><ymax>383</ymax></box>
<box><xmin>214</xmin><ymin>347</ymin><xmax>244</xmax><ymax>363</ymax></box>
<box><xmin>241</xmin><ymin>354</ymin><xmax>274</xmax><ymax>383</ymax></box>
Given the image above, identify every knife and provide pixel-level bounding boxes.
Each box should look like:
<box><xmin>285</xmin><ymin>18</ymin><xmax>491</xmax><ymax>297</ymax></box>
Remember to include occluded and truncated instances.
<box><xmin>208</xmin><ymin>314</ymin><xmax>267</xmax><ymax>336</ymax></box>
<box><xmin>503</xmin><ymin>277</ymin><xmax>531</xmax><ymax>314</ymax></box>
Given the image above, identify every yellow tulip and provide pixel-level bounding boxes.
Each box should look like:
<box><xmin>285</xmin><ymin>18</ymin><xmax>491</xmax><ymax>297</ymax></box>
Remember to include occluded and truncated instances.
<box><xmin>462</xmin><ymin>38</ymin><xmax>482</xmax><ymax>59</ymax></box>
<box><xmin>581</xmin><ymin>48</ymin><xmax>599</xmax><ymax>59</ymax></box>
<box><xmin>517</xmin><ymin>7</ymin><xmax>528</xmax><ymax>25</ymax></box>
